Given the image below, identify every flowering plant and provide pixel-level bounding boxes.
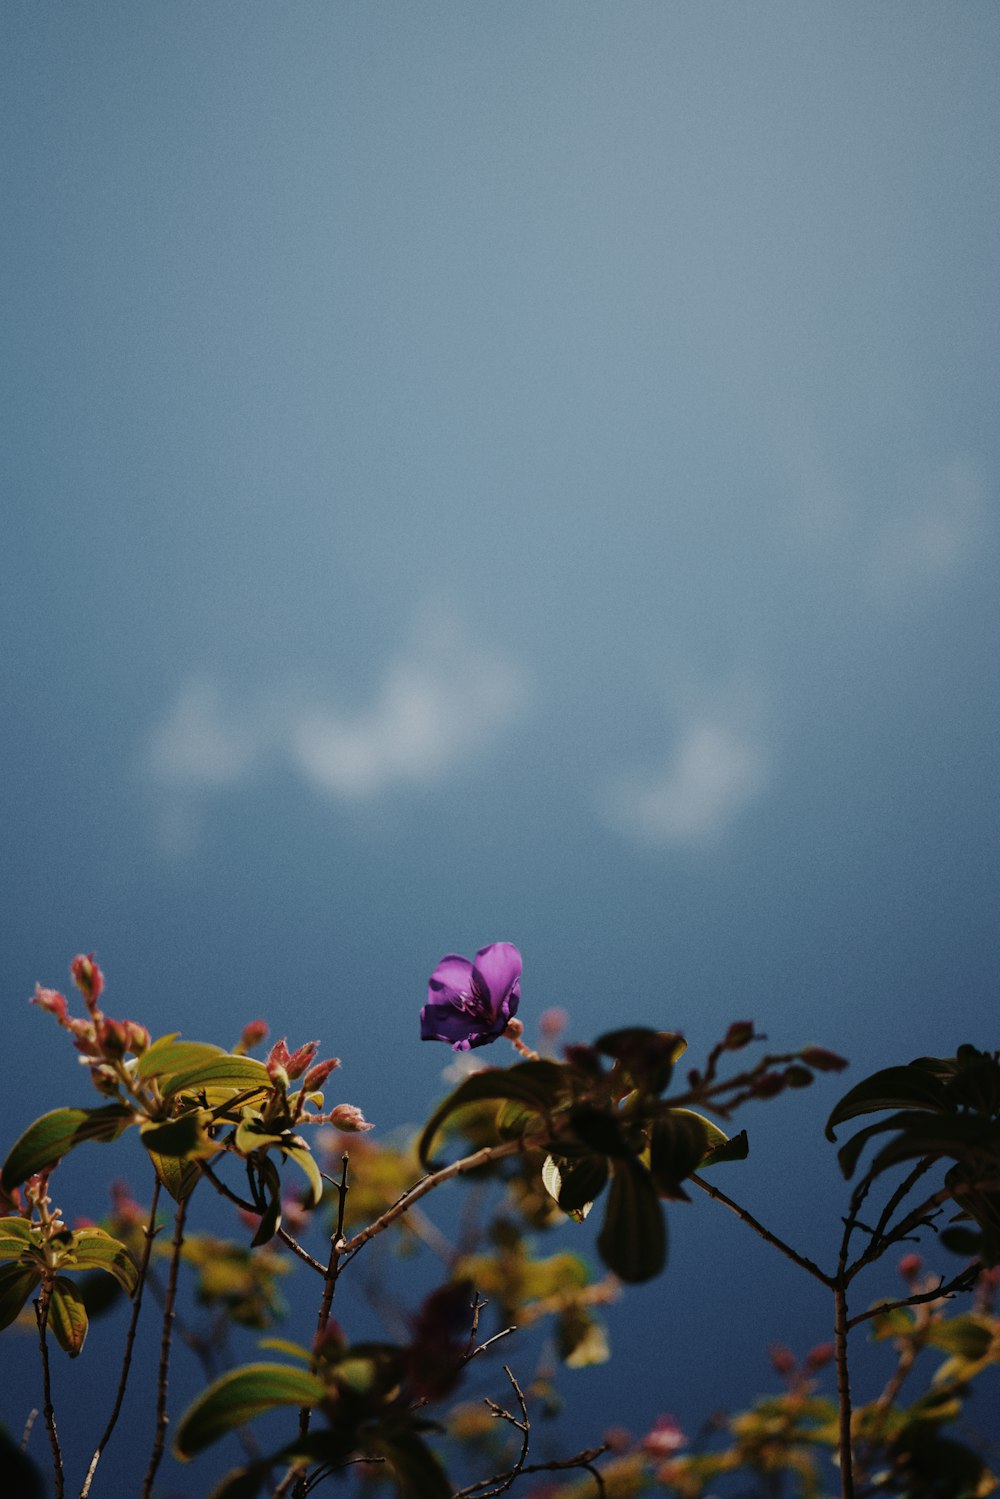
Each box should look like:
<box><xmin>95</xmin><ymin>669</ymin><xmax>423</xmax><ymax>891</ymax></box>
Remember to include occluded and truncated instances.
<box><xmin>1</xmin><ymin>947</ymin><xmax>998</xmax><ymax>1499</ymax></box>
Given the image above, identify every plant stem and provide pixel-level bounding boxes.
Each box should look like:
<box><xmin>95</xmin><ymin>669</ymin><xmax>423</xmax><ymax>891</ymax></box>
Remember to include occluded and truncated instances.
<box><xmin>140</xmin><ymin>1191</ymin><xmax>189</xmax><ymax>1499</ymax></box>
<box><xmin>688</xmin><ymin>1174</ymin><xmax>833</xmax><ymax>1286</ymax></box>
<box><xmin>833</xmin><ymin>1281</ymin><xmax>855</xmax><ymax>1499</ymax></box>
<box><xmin>35</xmin><ymin>1284</ymin><xmax>64</xmax><ymax>1499</ymax></box>
<box><xmin>79</xmin><ymin>1177</ymin><xmax>162</xmax><ymax>1498</ymax></box>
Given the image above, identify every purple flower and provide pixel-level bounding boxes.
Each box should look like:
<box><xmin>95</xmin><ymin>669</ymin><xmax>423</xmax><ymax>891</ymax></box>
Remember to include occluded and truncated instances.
<box><xmin>420</xmin><ymin>942</ymin><xmax>522</xmax><ymax>1051</ymax></box>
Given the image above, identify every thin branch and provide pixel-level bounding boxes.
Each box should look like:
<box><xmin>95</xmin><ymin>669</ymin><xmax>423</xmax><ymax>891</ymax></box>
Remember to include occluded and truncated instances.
<box><xmin>79</xmin><ymin>1175</ymin><xmax>163</xmax><ymax>1498</ymax></box>
<box><xmin>688</xmin><ymin>1174</ymin><xmax>833</xmax><ymax>1286</ymax></box>
<box><xmin>34</xmin><ymin>1285</ymin><xmax>64</xmax><ymax>1499</ymax></box>
<box><xmin>140</xmin><ymin>1190</ymin><xmax>189</xmax><ymax>1499</ymax></box>
<box><xmin>846</xmin><ymin>1265</ymin><xmax>981</xmax><ymax>1330</ymax></box>
<box><xmin>339</xmin><ymin>1136</ymin><xmax>539</xmax><ymax>1265</ymax></box>
<box><xmin>20</xmin><ymin>1408</ymin><xmax>38</xmax><ymax>1454</ymax></box>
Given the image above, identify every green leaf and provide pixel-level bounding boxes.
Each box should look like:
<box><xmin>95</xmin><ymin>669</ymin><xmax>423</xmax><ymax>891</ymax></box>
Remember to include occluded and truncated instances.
<box><xmin>928</xmin><ymin>1314</ymin><xmax>994</xmax><ymax>1361</ymax></box>
<box><xmin>702</xmin><ymin>1128</ymin><xmax>750</xmax><ymax>1165</ymax></box>
<box><xmin>418</xmin><ymin>1061</ymin><xmax>567</xmax><ymax>1166</ymax></box>
<box><xmin>369</xmin><ymin>1427</ymin><xmax>452</xmax><ymax>1499</ymax></box>
<box><xmin>595</xmin><ymin>1029</ymin><xmax>687</xmax><ymax>1094</ymax></box>
<box><xmin>0</xmin><ymin>1217</ymin><xmax>36</xmax><ymax>1260</ymax></box>
<box><xmin>145</xmin><ymin>1147</ymin><xmax>200</xmax><ymax>1202</ymax></box>
<box><xmin>141</xmin><ymin>1109</ymin><xmax>215</xmax><ymax>1160</ymax></box>
<box><xmin>281</xmin><ymin>1143</ymin><xmax>323</xmax><ymax>1209</ymax></box>
<box><xmin>1</xmin><ymin>1105</ymin><xmax>135</xmax><ymax>1191</ymax></box>
<box><xmin>48</xmin><ymin>1276</ymin><xmax>89</xmax><ymax>1356</ymax></box>
<box><xmin>137</xmin><ymin>1036</ymin><xmax>224</xmax><ymax>1081</ymax></box>
<box><xmin>173</xmin><ymin>1363</ymin><xmax>327</xmax><ymax>1460</ymax></box>
<box><xmin>161</xmin><ymin>1056</ymin><xmax>271</xmax><ymax>1100</ymax></box>
<box><xmin>0</xmin><ymin>1262</ymin><xmax>40</xmax><ymax>1330</ymax></box>
<box><xmin>249</xmin><ymin>1156</ymin><xmax>283</xmax><ymax>1247</ymax></box>
<box><xmin>596</xmin><ymin>1157</ymin><xmax>667</xmax><ymax>1283</ymax></box>
<box><xmin>825</xmin><ymin>1064</ymin><xmax>952</xmax><ymax>1141</ymax></box>
<box><xmin>66</xmin><ymin>1228</ymin><xmax>138</xmax><ymax>1295</ymax></box>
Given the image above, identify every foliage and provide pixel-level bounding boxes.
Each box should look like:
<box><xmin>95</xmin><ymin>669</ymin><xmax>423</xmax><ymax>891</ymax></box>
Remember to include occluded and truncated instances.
<box><xmin>1</xmin><ymin>952</ymin><xmax>998</xmax><ymax>1499</ymax></box>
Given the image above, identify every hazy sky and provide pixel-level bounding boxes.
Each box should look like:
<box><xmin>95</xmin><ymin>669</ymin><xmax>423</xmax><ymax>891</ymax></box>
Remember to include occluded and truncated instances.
<box><xmin>3</xmin><ymin>4</ymin><xmax>999</xmax><ymax>1492</ymax></box>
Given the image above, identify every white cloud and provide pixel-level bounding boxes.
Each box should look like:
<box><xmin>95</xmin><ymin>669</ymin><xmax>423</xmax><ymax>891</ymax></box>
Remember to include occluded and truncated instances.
<box><xmin>143</xmin><ymin>615</ymin><xmax>529</xmax><ymax>850</ymax></box>
<box><xmin>603</xmin><ymin>681</ymin><xmax>772</xmax><ymax>848</ymax></box>
<box><xmin>289</xmin><ymin>620</ymin><xmax>528</xmax><ymax>799</ymax></box>
<box><xmin>865</xmin><ymin>458</ymin><xmax>989</xmax><ymax>604</ymax></box>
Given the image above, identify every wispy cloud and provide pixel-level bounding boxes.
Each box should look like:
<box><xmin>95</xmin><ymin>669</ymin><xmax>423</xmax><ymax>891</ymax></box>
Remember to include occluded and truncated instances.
<box><xmin>602</xmin><ymin>679</ymin><xmax>772</xmax><ymax>848</ymax></box>
<box><xmin>864</xmin><ymin>458</ymin><xmax>989</xmax><ymax>604</ymax></box>
<box><xmin>144</xmin><ymin>614</ymin><xmax>529</xmax><ymax>850</ymax></box>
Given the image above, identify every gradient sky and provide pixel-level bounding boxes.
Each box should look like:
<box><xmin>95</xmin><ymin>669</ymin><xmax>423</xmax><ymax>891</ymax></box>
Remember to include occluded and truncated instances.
<box><xmin>3</xmin><ymin>4</ymin><xmax>999</xmax><ymax>1494</ymax></box>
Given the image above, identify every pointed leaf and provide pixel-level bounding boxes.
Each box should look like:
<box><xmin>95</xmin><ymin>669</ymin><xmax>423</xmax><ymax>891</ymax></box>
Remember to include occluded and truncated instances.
<box><xmin>649</xmin><ymin>1111</ymin><xmax>710</xmax><ymax>1196</ymax></box>
<box><xmin>146</xmin><ymin>1147</ymin><xmax>200</xmax><ymax>1202</ymax></box>
<box><xmin>595</xmin><ymin>1029</ymin><xmax>687</xmax><ymax>1094</ymax></box>
<box><xmin>2</xmin><ymin>1105</ymin><xmax>134</xmax><ymax>1191</ymax></box>
<box><xmin>596</xmin><ymin>1157</ymin><xmax>667</xmax><ymax>1283</ymax></box>
<box><xmin>0</xmin><ymin>1262</ymin><xmax>40</xmax><ymax>1330</ymax></box>
<box><xmin>418</xmin><ymin>1061</ymin><xmax>566</xmax><ymax>1166</ymax></box>
<box><xmin>137</xmin><ymin>1036</ymin><xmax>223</xmax><ymax>1081</ymax></box>
<box><xmin>826</xmin><ymin>1065</ymin><xmax>952</xmax><ymax>1141</ymax></box>
<box><xmin>702</xmin><ymin>1128</ymin><xmax>750</xmax><ymax>1165</ymax></box>
<box><xmin>173</xmin><ymin>1363</ymin><xmax>326</xmax><ymax>1459</ymax></box>
<box><xmin>281</xmin><ymin>1143</ymin><xmax>323</xmax><ymax>1209</ymax></box>
<box><xmin>48</xmin><ymin>1276</ymin><xmax>89</xmax><ymax>1356</ymax></box>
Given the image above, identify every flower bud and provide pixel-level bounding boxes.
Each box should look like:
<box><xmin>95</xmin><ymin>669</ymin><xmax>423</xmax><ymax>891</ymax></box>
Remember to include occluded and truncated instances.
<box><xmin>800</xmin><ymin>1047</ymin><xmax>848</xmax><ymax>1073</ymax></box>
<box><xmin>805</xmin><ymin>1343</ymin><xmax>834</xmax><ymax>1371</ymax></box>
<box><xmin>284</xmin><ymin>1040</ymin><xmax>320</xmax><ymax>1080</ymax></box>
<box><xmin>753</xmin><ymin>1071</ymin><xmax>785</xmax><ymax>1099</ymax></box>
<box><xmin>783</xmin><ymin>1064</ymin><xmax>814</xmax><ymax>1089</ymax></box>
<box><xmin>327</xmin><ymin>1104</ymin><xmax>373</xmax><ymax>1133</ymax></box>
<box><xmin>238</xmin><ymin>1019</ymin><xmax>269</xmax><ymax>1053</ymax></box>
<box><xmin>769</xmin><ymin>1344</ymin><xmax>796</xmax><ymax>1375</ymax></box>
<box><xmin>503</xmin><ymin>1017</ymin><xmax>525</xmax><ymax>1040</ymax></box>
<box><xmin>723</xmin><ymin>1021</ymin><xmax>755</xmax><ymax>1051</ymax></box>
<box><xmin>641</xmin><ymin>1415</ymin><xmax>685</xmax><ymax>1457</ymax></box>
<box><xmin>302</xmin><ymin>1058</ymin><xmax>340</xmax><ymax>1092</ymax></box>
<box><xmin>539</xmin><ymin>1007</ymin><xmax>569</xmax><ymax>1040</ymax></box>
<box><xmin>98</xmin><ymin>1017</ymin><xmax>129</xmax><ymax>1058</ymax></box>
<box><xmin>898</xmin><ymin>1252</ymin><xmax>922</xmax><ymax>1281</ymax></box>
<box><xmin>71</xmin><ymin>954</ymin><xmax>104</xmax><ymax>1011</ymax></box>
<box><xmin>32</xmin><ymin>985</ymin><xmax>69</xmax><ymax>1025</ymax></box>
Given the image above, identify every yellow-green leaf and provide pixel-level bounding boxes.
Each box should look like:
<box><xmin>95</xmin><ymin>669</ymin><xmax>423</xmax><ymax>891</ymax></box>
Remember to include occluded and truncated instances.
<box><xmin>48</xmin><ymin>1276</ymin><xmax>89</xmax><ymax>1357</ymax></box>
<box><xmin>173</xmin><ymin>1363</ymin><xmax>326</xmax><ymax>1459</ymax></box>
<box><xmin>1</xmin><ymin>1105</ymin><xmax>134</xmax><ymax>1191</ymax></box>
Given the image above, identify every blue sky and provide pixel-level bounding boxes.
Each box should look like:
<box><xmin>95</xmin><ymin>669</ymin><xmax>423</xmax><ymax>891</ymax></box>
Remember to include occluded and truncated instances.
<box><xmin>3</xmin><ymin>3</ymin><xmax>999</xmax><ymax>1492</ymax></box>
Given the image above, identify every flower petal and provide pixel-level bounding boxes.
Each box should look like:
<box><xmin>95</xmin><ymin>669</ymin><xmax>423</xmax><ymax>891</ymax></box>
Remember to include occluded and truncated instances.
<box><xmin>471</xmin><ymin>943</ymin><xmax>522</xmax><ymax>1022</ymax></box>
<box><xmin>427</xmin><ymin>954</ymin><xmax>474</xmax><ymax>1006</ymax></box>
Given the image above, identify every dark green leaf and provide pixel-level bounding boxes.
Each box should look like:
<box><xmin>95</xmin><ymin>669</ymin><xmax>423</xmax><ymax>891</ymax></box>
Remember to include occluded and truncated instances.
<box><xmin>596</xmin><ymin>1157</ymin><xmax>667</xmax><ymax>1283</ymax></box>
<box><xmin>146</xmin><ymin>1147</ymin><xmax>200</xmax><ymax>1202</ymax></box>
<box><xmin>825</xmin><ymin>1065</ymin><xmax>952</xmax><ymax>1141</ymax></box>
<box><xmin>370</xmin><ymin>1427</ymin><xmax>452</xmax><ymax>1499</ymax></box>
<box><xmin>140</xmin><ymin>1109</ymin><xmax>214</xmax><ymax>1160</ymax></box>
<box><xmin>595</xmin><ymin>1029</ymin><xmax>687</xmax><ymax>1094</ymax></box>
<box><xmin>703</xmin><ymin>1129</ymin><xmax>750</xmax><ymax>1165</ymax></box>
<box><xmin>541</xmin><ymin>1153</ymin><xmax>609</xmax><ymax>1215</ymax></box>
<box><xmin>1</xmin><ymin>1105</ymin><xmax>134</xmax><ymax>1191</ymax></box>
<box><xmin>0</xmin><ymin>1262</ymin><xmax>40</xmax><ymax>1330</ymax></box>
<box><xmin>418</xmin><ymin>1061</ymin><xmax>566</xmax><ymax>1166</ymax></box>
<box><xmin>649</xmin><ymin>1111</ymin><xmax>710</xmax><ymax>1196</ymax></box>
<box><xmin>568</xmin><ymin>1103</ymin><xmax>631</xmax><ymax>1157</ymax></box>
<box><xmin>48</xmin><ymin>1276</ymin><xmax>89</xmax><ymax>1356</ymax></box>
<box><xmin>173</xmin><ymin>1363</ymin><xmax>326</xmax><ymax>1459</ymax></box>
<box><xmin>940</xmin><ymin>1226</ymin><xmax>984</xmax><ymax>1258</ymax></box>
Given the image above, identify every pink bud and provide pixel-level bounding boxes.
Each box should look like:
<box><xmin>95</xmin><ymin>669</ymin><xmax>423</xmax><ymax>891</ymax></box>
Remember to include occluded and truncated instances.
<box><xmin>98</xmin><ymin>1017</ymin><xmax>129</xmax><ymax>1058</ymax></box>
<box><xmin>32</xmin><ymin>985</ymin><xmax>69</xmax><ymax>1025</ymax></box>
<box><xmin>70</xmin><ymin>954</ymin><xmax>104</xmax><ymax>1011</ymax></box>
<box><xmin>753</xmin><ymin>1071</ymin><xmax>786</xmax><ymax>1099</ymax></box>
<box><xmin>539</xmin><ymin>1007</ymin><xmax>569</xmax><ymax>1040</ymax></box>
<box><xmin>123</xmin><ymin>1021</ymin><xmax>150</xmax><ymax>1056</ymax></box>
<box><xmin>302</xmin><ymin>1058</ymin><xmax>340</xmax><ymax>1091</ymax></box>
<box><xmin>769</xmin><ymin>1344</ymin><xmax>796</xmax><ymax>1375</ymax></box>
<box><xmin>805</xmin><ymin>1343</ymin><xmax>834</xmax><ymax>1371</ymax></box>
<box><xmin>503</xmin><ymin>1017</ymin><xmax>525</xmax><ymax>1040</ymax></box>
<box><xmin>783</xmin><ymin>1064</ymin><xmax>814</xmax><ymax>1089</ymax></box>
<box><xmin>240</xmin><ymin>1019</ymin><xmax>269</xmax><ymax>1051</ymax></box>
<box><xmin>328</xmin><ymin>1104</ymin><xmax>373</xmax><ymax>1133</ymax></box>
<box><xmin>641</xmin><ymin>1415</ymin><xmax>685</xmax><ymax>1457</ymax></box>
<box><xmin>284</xmin><ymin>1040</ymin><xmax>320</xmax><ymax>1080</ymax></box>
<box><xmin>800</xmin><ymin>1047</ymin><xmax>849</xmax><ymax>1073</ymax></box>
<box><xmin>898</xmin><ymin>1252</ymin><xmax>922</xmax><ymax>1281</ymax></box>
<box><xmin>266</xmin><ymin>1038</ymin><xmax>291</xmax><ymax>1082</ymax></box>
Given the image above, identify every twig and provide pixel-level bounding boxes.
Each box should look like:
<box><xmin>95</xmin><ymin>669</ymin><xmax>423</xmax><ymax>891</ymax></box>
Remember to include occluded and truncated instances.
<box><xmin>846</xmin><ymin>1265</ymin><xmax>981</xmax><ymax>1331</ymax></box>
<box><xmin>34</xmin><ymin>1286</ymin><xmax>64</xmax><ymax>1499</ymax></box>
<box><xmin>79</xmin><ymin>1175</ymin><xmax>163</xmax><ymax>1498</ymax></box>
<box><xmin>140</xmin><ymin>1191</ymin><xmax>189</xmax><ymax>1499</ymax></box>
<box><xmin>466</xmin><ymin>1326</ymin><xmax>518</xmax><ymax>1363</ymax></box>
<box><xmin>20</xmin><ymin>1408</ymin><xmax>38</xmax><ymax>1453</ymax></box>
<box><xmin>688</xmin><ymin>1174</ymin><xmax>833</xmax><ymax>1287</ymax></box>
<box><xmin>339</xmin><ymin>1135</ymin><xmax>541</xmax><ymax>1265</ymax></box>
<box><xmin>462</xmin><ymin>1365</ymin><xmax>531</xmax><ymax>1499</ymax></box>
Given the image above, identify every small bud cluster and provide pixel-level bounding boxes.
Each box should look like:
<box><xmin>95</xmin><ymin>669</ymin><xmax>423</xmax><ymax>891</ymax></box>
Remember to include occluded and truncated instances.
<box><xmin>32</xmin><ymin>955</ymin><xmax>150</xmax><ymax>1096</ymax></box>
